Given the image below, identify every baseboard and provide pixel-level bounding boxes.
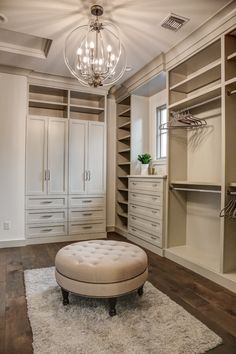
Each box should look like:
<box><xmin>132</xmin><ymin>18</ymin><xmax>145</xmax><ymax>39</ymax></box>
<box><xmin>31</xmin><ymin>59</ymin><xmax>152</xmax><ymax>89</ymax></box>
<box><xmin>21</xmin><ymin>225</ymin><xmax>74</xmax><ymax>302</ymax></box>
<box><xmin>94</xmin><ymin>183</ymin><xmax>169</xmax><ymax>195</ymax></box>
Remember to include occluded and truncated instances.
<box><xmin>115</xmin><ymin>227</ymin><xmax>128</xmax><ymax>238</ymax></box>
<box><xmin>0</xmin><ymin>239</ymin><xmax>26</xmax><ymax>248</ymax></box>
<box><xmin>0</xmin><ymin>233</ymin><xmax>107</xmax><ymax>248</ymax></box>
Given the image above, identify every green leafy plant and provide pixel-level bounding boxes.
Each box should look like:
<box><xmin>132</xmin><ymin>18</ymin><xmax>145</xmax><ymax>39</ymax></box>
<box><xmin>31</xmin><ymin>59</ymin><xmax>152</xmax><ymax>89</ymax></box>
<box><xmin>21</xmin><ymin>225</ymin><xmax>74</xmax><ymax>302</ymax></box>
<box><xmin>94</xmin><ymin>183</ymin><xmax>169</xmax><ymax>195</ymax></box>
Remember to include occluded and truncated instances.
<box><xmin>138</xmin><ymin>153</ymin><xmax>152</xmax><ymax>164</ymax></box>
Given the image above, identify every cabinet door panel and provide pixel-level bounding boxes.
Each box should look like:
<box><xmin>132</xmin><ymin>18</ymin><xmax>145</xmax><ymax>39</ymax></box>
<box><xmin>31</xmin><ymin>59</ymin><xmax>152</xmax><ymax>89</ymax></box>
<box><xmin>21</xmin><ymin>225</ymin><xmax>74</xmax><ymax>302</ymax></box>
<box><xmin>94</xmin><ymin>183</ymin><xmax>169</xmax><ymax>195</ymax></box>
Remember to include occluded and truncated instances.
<box><xmin>69</xmin><ymin>120</ymin><xmax>87</xmax><ymax>194</ymax></box>
<box><xmin>26</xmin><ymin>117</ymin><xmax>47</xmax><ymax>195</ymax></box>
<box><xmin>47</xmin><ymin>119</ymin><xmax>68</xmax><ymax>194</ymax></box>
<box><xmin>87</xmin><ymin>122</ymin><xmax>105</xmax><ymax>194</ymax></box>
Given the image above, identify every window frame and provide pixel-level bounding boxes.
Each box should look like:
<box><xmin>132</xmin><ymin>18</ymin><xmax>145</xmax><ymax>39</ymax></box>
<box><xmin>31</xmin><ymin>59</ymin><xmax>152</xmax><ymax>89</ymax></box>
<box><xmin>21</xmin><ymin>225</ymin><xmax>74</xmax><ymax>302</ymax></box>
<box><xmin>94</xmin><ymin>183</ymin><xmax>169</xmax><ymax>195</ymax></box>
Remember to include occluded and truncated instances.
<box><xmin>156</xmin><ymin>105</ymin><xmax>167</xmax><ymax>160</ymax></box>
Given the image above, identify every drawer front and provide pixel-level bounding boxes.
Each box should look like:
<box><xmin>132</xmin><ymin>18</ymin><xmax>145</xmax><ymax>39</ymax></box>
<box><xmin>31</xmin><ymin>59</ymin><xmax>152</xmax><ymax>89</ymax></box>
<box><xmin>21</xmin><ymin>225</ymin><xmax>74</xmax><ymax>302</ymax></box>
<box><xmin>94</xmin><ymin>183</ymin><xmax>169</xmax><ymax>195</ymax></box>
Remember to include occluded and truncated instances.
<box><xmin>26</xmin><ymin>196</ymin><xmax>68</xmax><ymax>209</ymax></box>
<box><xmin>129</xmin><ymin>192</ymin><xmax>162</xmax><ymax>207</ymax></box>
<box><xmin>129</xmin><ymin>179</ymin><xmax>163</xmax><ymax>193</ymax></box>
<box><xmin>69</xmin><ymin>222</ymin><xmax>105</xmax><ymax>235</ymax></box>
<box><xmin>69</xmin><ymin>209</ymin><xmax>104</xmax><ymax>222</ymax></box>
<box><xmin>69</xmin><ymin>196</ymin><xmax>104</xmax><ymax>209</ymax></box>
<box><xmin>26</xmin><ymin>223</ymin><xmax>67</xmax><ymax>238</ymax></box>
<box><xmin>128</xmin><ymin>226</ymin><xmax>162</xmax><ymax>248</ymax></box>
<box><xmin>129</xmin><ymin>204</ymin><xmax>162</xmax><ymax>221</ymax></box>
<box><xmin>26</xmin><ymin>210</ymin><xmax>67</xmax><ymax>224</ymax></box>
<box><xmin>129</xmin><ymin>215</ymin><xmax>162</xmax><ymax>235</ymax></box>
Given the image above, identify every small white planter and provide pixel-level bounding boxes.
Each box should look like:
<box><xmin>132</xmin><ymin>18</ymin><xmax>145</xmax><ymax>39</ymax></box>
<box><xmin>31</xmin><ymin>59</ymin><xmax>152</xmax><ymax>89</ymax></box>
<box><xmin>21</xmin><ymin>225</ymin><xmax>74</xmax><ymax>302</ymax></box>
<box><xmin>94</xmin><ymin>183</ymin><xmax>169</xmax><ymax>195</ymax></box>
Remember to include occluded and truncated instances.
<box><xmin>140</xmin><ymin>164</ymin><xmax>149</xmax><ymax>175</ymax></box>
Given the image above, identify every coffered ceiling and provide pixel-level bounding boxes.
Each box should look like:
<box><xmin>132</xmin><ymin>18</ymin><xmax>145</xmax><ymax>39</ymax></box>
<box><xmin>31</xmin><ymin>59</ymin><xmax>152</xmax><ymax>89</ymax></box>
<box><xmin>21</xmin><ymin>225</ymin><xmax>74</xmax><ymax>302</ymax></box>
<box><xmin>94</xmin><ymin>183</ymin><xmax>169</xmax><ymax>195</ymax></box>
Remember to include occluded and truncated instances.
<box><xmin>0</xmin><ymin>0</ymin><xmax>233</xmax><ymax>83</ymax></box>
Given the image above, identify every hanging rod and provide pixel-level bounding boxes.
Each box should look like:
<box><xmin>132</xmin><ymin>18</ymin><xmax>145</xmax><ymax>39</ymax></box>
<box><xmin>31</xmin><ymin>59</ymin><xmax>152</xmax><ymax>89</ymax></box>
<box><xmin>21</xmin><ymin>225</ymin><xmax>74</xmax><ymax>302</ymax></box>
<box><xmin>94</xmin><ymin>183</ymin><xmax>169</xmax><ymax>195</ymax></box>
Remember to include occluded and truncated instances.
<box><xmin>227</xmin><ymin>89</ymin><xmax>236</xmax><ymax>96</ymax></box>
<box><xmin>170</xmin><ymin>186</ymin><xmax>221</xmax><ymax>194</ymax></box>
<box><xmin>176</xmin><ymin>95</ymin><xmax>221</xmax><ymax>113</ymax></box>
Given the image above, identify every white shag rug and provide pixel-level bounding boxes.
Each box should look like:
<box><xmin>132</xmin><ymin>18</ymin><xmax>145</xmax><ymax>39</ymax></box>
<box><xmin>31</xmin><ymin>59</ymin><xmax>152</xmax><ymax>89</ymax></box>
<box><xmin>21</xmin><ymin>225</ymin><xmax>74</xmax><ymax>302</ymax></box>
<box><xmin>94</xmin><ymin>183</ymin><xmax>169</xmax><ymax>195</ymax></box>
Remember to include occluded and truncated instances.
<box><xmin>24</xmin><ymin>267</ymin><xmax>222</xmax><ymax>354</ymax></box>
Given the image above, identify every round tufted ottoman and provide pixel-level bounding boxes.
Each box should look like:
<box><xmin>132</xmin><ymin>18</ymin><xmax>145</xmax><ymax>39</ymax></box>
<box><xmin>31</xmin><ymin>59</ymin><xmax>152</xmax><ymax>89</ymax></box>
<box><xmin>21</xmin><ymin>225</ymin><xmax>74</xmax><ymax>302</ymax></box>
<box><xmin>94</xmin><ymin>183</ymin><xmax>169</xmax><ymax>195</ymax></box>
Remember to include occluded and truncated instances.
<box><xmin>55</xmin><ymin>240</ymin><xmax>148</xmax><ymax>316</ymax></box>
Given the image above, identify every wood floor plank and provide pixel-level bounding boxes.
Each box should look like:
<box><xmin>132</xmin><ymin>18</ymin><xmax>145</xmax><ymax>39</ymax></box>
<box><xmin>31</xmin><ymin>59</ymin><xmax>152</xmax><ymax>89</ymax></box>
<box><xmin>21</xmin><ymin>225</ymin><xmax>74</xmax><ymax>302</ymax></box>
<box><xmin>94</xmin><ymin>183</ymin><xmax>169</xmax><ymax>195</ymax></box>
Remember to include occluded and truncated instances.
<box><xmin>1</xmin><ymin>232</ymin><xmax>236</xmax><ymax>354</ymax></box>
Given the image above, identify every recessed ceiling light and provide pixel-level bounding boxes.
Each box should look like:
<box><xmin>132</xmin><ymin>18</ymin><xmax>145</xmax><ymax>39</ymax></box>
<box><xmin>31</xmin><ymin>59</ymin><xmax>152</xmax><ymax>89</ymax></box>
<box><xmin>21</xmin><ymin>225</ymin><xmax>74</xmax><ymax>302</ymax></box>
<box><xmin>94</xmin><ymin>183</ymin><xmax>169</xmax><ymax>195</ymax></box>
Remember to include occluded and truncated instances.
<box><xmin>0</xmin><ymin>13</ymin><xmax>8</xmax><ymax>24</ymax></box>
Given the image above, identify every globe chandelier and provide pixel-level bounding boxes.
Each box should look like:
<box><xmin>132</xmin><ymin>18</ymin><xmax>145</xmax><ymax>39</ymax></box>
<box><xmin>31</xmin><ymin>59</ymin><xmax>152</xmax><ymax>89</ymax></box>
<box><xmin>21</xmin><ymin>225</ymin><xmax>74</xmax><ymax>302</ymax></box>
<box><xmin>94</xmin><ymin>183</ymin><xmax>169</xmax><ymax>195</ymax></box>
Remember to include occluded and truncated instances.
<box><xmin>64</xmin><ymin>5</ymin><xmax>127</xmax><ymax>87</ymax></box>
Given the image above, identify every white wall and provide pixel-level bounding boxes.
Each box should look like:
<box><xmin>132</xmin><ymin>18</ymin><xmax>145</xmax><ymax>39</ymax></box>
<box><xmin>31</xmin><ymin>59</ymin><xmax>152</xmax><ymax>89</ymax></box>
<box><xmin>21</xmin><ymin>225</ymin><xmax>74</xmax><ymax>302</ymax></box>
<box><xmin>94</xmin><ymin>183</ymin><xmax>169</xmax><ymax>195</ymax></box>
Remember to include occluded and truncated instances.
<box><xmin>106</xmin><ymin>97</ymin><xmax>116</xmax><ymax>229</ymax></box>
<box><xmin>0</xmin><ymin>73</ymin><xmax>27</xmax><ymax>241</ymax></box>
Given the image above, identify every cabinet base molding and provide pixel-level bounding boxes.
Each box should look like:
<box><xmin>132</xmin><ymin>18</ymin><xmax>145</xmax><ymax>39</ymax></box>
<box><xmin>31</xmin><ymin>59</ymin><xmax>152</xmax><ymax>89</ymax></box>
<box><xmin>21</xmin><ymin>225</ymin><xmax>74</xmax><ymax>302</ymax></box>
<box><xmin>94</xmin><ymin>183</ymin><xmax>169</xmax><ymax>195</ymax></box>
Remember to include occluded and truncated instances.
<box><xmin>165</xmin><ymin>249</ymin><xmax>236</xmax><ymax>293</ymax></box>
<box><xmin>106</xmin><ymin>226</ymin><xmax>115</xmax><ymax>232</ymax></box>
<box><xmin>127</xmin><ymin>233</ymin><xmax>164</xmax><ymax>256</ymax></box>
<box><xmin>115</xmin><ymin>226</ymin><xmax>128</xmax><ymax>238</ymax></box>
<box><xmin>0</xmin><ymin>233</ymin><xmax>107</xmax><ymax>249</ymax></box>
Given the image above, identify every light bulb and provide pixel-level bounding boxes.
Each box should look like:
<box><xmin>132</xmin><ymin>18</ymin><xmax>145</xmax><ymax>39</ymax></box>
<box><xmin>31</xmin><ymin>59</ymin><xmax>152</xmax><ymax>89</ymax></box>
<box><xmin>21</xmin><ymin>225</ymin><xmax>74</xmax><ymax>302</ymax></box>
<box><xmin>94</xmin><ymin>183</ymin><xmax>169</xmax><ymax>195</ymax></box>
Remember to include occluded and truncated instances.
<box><xmin>111</xmin><ymin>54</ymin><xmax>115</xmax><ymax>61</ymax></box>
<box><xmin>83</xmin><ymin>56</ymin><xmax>88</xmax><ymax>63</ymax></box>
<box><xmin>90</xmin><ymin>41</ymin><xmax>95</xmax><ymax>49</ymax></box>
<box><xmin>77</xmin><ymin>48</ymin><xmax>82</xmax><ymax>55</ymax></box>
<box><xmin>107</xmin><ymin>45</ymin><xmax>112</xmax><ymax>52</ymax></box>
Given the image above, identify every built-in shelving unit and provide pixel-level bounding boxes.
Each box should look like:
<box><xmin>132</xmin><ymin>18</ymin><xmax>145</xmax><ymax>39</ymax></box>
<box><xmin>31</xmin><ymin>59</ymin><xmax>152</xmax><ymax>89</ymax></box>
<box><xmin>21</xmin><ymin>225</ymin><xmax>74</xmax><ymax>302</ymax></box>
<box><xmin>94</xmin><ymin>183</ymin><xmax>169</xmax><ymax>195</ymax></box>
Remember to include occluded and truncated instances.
<box><xmin>116</xmin><ymin>96</ymin><xmax>131</xmax><ymax>236</ymax></box>
<box><xmin>166</xmin><ymin>28</ymin><xmax>236</xmax><ymax>292</ymax></box>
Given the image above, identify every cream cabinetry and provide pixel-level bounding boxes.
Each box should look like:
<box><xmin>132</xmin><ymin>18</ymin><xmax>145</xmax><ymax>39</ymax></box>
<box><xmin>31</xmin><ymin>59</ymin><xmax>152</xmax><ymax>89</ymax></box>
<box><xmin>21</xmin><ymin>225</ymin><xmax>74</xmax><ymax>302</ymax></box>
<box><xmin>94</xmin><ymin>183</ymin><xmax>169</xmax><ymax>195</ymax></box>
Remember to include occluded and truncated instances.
<box><xmin>25</xmin><ymin>84</ymin><xmax>107</xmax><ymax>242</ymax></box>
<box><xmin>128</xmin><ymin>177</ymin><xmax>165</xmax><ymax>255</ymax></box>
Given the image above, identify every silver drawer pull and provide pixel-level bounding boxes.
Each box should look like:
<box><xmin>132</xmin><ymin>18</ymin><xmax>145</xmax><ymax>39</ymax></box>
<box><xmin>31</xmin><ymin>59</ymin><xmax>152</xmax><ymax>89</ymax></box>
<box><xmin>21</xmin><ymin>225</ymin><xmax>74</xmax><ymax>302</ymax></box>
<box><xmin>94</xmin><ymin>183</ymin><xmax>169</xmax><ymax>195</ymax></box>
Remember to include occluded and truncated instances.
<box><xmin>83</xmin><ymin>213</ymin><xmax>93</xmax><ymax>216</ymax></box>
<box><xmin>132</xmin><ymin>194</ymin><xmax>136</xmax><ymax>197</ymax></box>
<box><xmin>132</xmin><ymin>182</ymin><xmax>137</xmax><ymax>185</ymax></box>
<box><xmin>131</xmin><ymin>205</ymin><xmax>136</xmax><ymax>209</ymax></box>
<box><xmin>41</xmin><ymin>228</ymin><xmax>53</xmax><ymax>232</ymax></box>
<box><xmin>151</xmin><ymin>236</ymin><xmax>157</xmax><ymax>240</ymax></box>
<box><xmin>41</xmin><ymin>215</ymin><xmax>53</xmax><ymax>218</ymax></box>
<box><xmin>82</xmin><ymin>226</ymin><xmax>92</xmax><ymax>229</ymax></box>
<box><xmin>151</xmin><ymin>223</ymin><xmax>159</xmax><ymax>227</ymax></box>
<box><xmin>152</xmin><ymin>184</ymin><xmax>158</xmax><ymax>187</ymax></box>
<box><xmin>152</xmin><ymin>197</ymin><xmax>158</xmax><ymax>200</ymax></box>
<box><xmin>131</xmin><ymin>228</ymin><xmax>136</xmax><ymax>232</ymax></box>
<box><xmin>152</xmin><ymin>210</ymin><xmax>157</xmax><ymax>214</ymax></box>
<box><xmin>41</xmin><ymin>201</ymin><xmax>53</xmax><ymax>204</ymax></box>
<box><xmin>82</xmin><ymin>200</ymin><xmax>92</xmax><ymax>203</ymax></box>
<box><xmin>132</xmin><ymin>216</ymin><xmax>136</xmax><ymax>220</ymax></box>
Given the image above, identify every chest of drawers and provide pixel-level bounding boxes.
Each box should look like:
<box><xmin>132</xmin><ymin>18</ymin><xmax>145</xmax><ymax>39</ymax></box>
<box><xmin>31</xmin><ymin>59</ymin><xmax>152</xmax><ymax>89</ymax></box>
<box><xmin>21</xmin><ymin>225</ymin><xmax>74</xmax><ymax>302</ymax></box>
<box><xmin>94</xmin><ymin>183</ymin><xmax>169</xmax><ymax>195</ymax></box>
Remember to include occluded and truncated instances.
<box><xmin>128</xmin><ymin>176</ymin><xmax>166</xmax><ymax>255</ymax></box>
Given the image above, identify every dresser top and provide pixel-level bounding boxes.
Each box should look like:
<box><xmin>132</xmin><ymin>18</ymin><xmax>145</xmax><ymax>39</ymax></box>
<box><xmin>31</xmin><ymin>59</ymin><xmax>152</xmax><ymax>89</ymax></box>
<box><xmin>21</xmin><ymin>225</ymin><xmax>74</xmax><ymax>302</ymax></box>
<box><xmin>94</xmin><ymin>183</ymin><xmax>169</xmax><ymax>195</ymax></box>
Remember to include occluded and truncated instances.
<box><xmin>128</xmin><ymin>175</ymin><xmax>167</xmax><ymax>179</ymax></box>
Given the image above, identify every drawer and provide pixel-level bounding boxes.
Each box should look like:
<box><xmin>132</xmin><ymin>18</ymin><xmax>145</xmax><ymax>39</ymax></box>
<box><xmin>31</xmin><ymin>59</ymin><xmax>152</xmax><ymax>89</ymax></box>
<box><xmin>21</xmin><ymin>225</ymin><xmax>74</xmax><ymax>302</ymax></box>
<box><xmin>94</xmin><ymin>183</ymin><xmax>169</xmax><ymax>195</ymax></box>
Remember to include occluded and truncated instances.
<box><xmin>128</xmin><ymin>226</ymin><xmax>162</xmax><ymax>248</ymax></box>
<box><xmin>26</xmin><ymin>223</ymin><xmax>67</xmax><ymax>238</ymax></box>
<box><xmin>129</xmin><ymin>204</ymin><xmax>162</xmax><ymax>221</ymax></box>
<box><xmin>26</xmin><ymin>209</ymin><xmax>67</xmax><ymax>224</ymax></box>
<box><xmin>129</xmin><ymin>179</ymin><xmax>163</xmax><ymax>193</ymax></box>
<box><xmin>69</xmin><ymin>209</ymin><xmax>104</xmax><ymax>222</ymax></box>
<box><xmin>26</xmin><ymin>196</ymin><xmax>68</xmax><ymax>209</ymax></box>
<box><xmin>129</xmin><ymin>192</ymin><xmax>162</xmax><ymax>208</ymax></box>
<box><xmin>129</xmin><ymin>215</ymin><xmax>162</xmax><ymax>235</ymax></box>
<box><xmin>69</xmin><ymin>222</ymin><xmax>105</xmax><ymax>235</ymax></box>
<box><xmin>69</xmin><ymin>196</ymin><xmax>104</xmax><ymax>209</ymax></box>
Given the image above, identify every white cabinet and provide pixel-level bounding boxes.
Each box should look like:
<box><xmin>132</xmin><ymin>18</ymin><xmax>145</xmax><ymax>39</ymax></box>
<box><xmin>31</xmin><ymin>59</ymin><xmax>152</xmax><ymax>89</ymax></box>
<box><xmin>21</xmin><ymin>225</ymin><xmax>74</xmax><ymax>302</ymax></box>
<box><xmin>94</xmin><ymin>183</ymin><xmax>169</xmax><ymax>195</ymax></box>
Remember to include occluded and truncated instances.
<box><xmin>26</xmin><ymin>116</ymin><xmax>68</xmax><ymax>195</ymax></box>
<box><xmin>128</xmin><ymin>177</ymin><xmax>165</xmax><ymax>255</ymax></box>
<box><xmin>69</xmin><ymin>120</ymin><xmax>105</xmax><ymax>195</ymax></box>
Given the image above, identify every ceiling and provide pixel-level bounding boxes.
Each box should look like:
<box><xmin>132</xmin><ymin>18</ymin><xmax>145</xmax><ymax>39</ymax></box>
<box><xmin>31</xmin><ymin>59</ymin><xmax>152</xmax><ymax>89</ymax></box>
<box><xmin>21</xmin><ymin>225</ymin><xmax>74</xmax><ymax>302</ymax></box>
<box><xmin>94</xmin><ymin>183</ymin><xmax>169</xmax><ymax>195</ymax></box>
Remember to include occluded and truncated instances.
<box><xmin>0</xmin><ymin>0</ymin><xmax>233</xmax><ymax>84</ymax></box>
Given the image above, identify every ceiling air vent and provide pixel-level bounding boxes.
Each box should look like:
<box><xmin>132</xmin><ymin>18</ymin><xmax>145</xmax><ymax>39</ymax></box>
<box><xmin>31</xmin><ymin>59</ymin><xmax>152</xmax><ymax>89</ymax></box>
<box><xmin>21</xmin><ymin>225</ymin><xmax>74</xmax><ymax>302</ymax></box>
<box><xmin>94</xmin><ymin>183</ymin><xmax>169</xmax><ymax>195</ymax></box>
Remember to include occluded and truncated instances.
<box><xmin>161</xmin><ymin>13</ymin><xmax>189</xmax><ymax>32</ymax></box>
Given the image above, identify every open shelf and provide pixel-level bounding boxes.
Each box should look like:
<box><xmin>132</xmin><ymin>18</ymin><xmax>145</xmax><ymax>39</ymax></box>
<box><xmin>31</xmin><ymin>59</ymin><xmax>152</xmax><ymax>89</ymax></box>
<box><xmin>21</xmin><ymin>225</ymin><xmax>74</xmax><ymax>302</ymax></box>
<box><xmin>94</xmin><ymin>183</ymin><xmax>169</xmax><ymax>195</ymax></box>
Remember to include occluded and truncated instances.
<box><xmin>117</xmin><ymin>211</ymin><xmax>128</xmax><ymax>219</ymax></box>
<box><xmin>117</xmin><ymin>200</ymin><xmax>128</xmax><ymax>205</ymax></box>
<box><xmin>229</xmin><ymin>182</ymin><xmax>236</xmax><ymax>187</ymax></box>
<box><xmin>29</xmin><ymin>100</ymin><xmax>67</xmax><ymax>111</ymax></box>
<box><xmin>70</xmin><ymin>105</ymin><xmax>104</xmax><ymax>115</ymax></box>
<box><xmin>118</xmin><ymin>121</ymin><xmax>131</xmax><ymax>129</ymax></box>
<box><xmin>169</xmin><ymin>84</ymin><xmax>221</xmax><ymax>111</ymax></box>
<box><xmin>118</xmin><ymin>162</ymin><xmax>131</xmax><ymax>166</ymax></box>
<box><xmin>117</xmin><ymin>188</ymin><xmax>128</xmax><ymax>192</ymax></box>
<box><xmin>227</xmin><ymin>51</ymin><xmax>236</xmax><ymax>62</ymax></box>
<box><xmin>118</xmin><ymin>107</ymin><xmax>131</xmax><ymax>117</ymax></box>
<box><xmin>118</xmin><ymin>134</ymin><xmax>131</xmax><ymax>141</ymax></box>
<box><xmin>118</xmin><ymin>148</ymin><xmax>130</xmax><ymax>153</ymax></box>
<box><xmin>170</xmin><ymin>59</ymin><xmax>221</xmax><ymax>94</ymax></box>
<box><xmin>166</xmin><ymin>246</ymin><xmax>220</xmax><ymax>272</ymax></box>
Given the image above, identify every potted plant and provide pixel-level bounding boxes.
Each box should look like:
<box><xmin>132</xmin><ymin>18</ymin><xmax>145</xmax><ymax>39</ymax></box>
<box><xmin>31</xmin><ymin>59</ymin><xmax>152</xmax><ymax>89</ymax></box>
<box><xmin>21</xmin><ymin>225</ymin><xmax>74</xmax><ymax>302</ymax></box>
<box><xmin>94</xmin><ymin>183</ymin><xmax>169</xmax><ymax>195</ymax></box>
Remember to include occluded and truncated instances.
<box><xmin>138</xmin><ymin>153</ymin><xmax>152</xmax><ymax>175</ymax></box>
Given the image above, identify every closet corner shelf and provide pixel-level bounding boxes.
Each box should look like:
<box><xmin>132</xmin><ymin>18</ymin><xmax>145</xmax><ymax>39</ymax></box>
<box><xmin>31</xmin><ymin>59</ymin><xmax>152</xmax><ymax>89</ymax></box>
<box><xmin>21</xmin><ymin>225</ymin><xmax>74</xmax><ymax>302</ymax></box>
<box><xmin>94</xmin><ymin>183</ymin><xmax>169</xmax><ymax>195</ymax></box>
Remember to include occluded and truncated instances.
<box><xmin>118</xmin><ymin>108</ymin><xmax>131</xmax><ymax>117</ymax></box>
<box><xmin>118</xmin><ymin>121</ymin><xmax>131</xmax><ymax>129</ymax></box>
<box><xmin>169</xmin><ymin>59</ymin><xmax>221</xmax><ymax>94</ymax></box>
<box><xmin>29</xmin><ymin>99</ymin><xmax>67</xmax><ymax>110</ymax></box>
<box><xmin>118</xmin><ymin>148</ymin><xmax>130</xmax><ymax>153</ymax></box>
<box><xmin>225</xmin><ymin>76</ymin><xmax>236</xmax><ymax>87</ymax></box>
<box><xmin>118</xmin><ymin>176</ymin><xmax>129</xmax><ymax>179</ymax></box>
<box><xmin>227</xmin><ymin>52</ymin><xmax>236</xmax><ymax>62</ymax></box>
<box><xmin>70</xmin><ymin>105</ymin><xmax>104</xmax><ymax>115</ymax></box>
<box><xmin>117</xmin><ymin>200</ymin><xmax>128</xmax><ymax>205</ymax></box>
<box><xmin>118</xmin><ymin>135</ymin><xmax>131</xmax><ymax>141</ymax></box>
<box><xmin>118</xmin><ymin>162</ymin><xmax>131</xmax><ymax>166</ymax></box>
<box><xmin>117</xmin><ymin>212</ymin><xmax>128</xmax><ymax>219</ymax></box>
<box><xmin>117</xmin><ymin>188</ymin><xmax>128</xmax><ymax>192</ymax></box>
<box><xmin>229</xmin><ymin>182</ymin><xmax>236</xmax><ymax>187</ymax></box>
<box><xmin>168</xmin><ymin>84</ymin><xmax>221</xmax><ymax>111</ymax></box>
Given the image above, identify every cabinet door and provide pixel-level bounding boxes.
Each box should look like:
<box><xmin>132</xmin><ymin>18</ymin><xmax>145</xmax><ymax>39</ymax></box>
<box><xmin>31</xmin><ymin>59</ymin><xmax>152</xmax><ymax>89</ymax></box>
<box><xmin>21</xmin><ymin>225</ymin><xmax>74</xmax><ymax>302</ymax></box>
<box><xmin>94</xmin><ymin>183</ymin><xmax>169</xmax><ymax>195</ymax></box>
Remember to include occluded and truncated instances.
<box><xmin>69</xmin><ymin>120</ymin><xmax>87</xmax><ymax>194</ymax></box>
<box><xmin>26</xmin><ymin>116</ymin><xmax>47</xmax><ymax>195</ymax></box>
<box><xmin>87</xmin><ymin>122</ymin><xmax>105</xmax><ymax>194</ymax></box>
<box><xmin>47</xmin><ymin>118</ymin><xmax>68</xmax><ymax>194</ymax></box>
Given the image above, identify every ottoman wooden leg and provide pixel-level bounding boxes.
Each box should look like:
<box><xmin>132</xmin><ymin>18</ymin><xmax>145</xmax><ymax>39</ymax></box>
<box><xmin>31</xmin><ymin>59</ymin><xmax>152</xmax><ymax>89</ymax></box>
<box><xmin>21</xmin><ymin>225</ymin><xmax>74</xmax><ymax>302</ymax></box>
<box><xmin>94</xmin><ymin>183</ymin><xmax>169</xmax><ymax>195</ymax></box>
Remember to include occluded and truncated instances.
<box><xmin>108</xmin><ymin>297</ymin><xmax>117</xmax><ymax>317</ymax></box>
<box><xmin>137</xmin><ymin>285</ymin><xmax>144</xmax><ymax>296</ymax></box>
<box><xmin>61</xmin><ymin>288</ymin><xmax>69</xmax><ymax>305</ymax></box>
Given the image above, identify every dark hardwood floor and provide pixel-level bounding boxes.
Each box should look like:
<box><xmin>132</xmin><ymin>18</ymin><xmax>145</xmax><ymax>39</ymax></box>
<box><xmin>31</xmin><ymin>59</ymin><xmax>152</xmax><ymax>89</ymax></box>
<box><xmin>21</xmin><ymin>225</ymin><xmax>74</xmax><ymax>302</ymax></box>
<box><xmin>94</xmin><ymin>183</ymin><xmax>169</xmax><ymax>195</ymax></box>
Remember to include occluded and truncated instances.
<box><xmin>0</xmin><ymin>232</ymin><xmax>236</xmax><ymax>354</ymax></box>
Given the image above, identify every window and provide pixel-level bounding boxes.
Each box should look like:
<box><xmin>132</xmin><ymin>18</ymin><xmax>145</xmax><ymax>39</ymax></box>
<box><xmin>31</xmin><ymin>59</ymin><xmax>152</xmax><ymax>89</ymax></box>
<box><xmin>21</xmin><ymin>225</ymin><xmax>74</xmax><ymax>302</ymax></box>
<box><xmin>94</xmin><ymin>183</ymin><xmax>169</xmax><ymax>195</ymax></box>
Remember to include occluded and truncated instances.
<box><xmin>156</xmin><ymin>105</ymin><xmax>167</xmax><ymax>159</ymax></box>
